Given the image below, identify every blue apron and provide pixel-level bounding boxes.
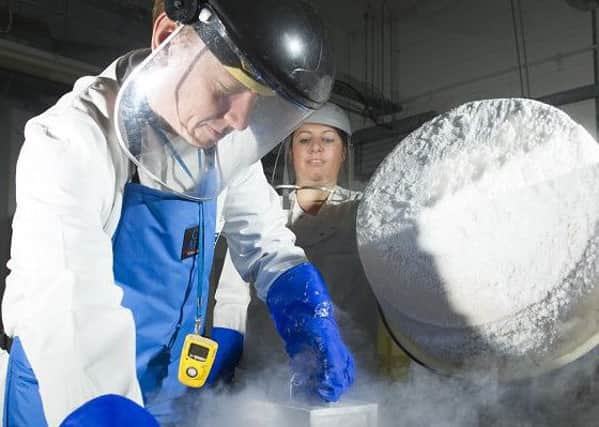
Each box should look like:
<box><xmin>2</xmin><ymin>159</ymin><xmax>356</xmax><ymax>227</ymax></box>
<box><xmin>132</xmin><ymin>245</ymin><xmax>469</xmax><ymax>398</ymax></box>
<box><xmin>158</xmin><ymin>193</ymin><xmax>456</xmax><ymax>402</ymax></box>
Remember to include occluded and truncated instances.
<box><xmin>112</xmin><ymin>182</ymin><xmax>216</xmax><ymax>424</ymax></box>
<box><xmin>3</xmin><ymin>182</ymin><xmax>217</xmax><ymax>426</ymax></box>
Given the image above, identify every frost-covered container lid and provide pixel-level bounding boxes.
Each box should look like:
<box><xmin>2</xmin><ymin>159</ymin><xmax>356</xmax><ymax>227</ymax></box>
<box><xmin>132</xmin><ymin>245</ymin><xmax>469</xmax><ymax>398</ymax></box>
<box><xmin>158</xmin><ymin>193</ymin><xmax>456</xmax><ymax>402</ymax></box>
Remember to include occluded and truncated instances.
<box><xmin>357</xmin><ymin>98</ymin><xmax>599</xmax><ymax>380</ymax></box>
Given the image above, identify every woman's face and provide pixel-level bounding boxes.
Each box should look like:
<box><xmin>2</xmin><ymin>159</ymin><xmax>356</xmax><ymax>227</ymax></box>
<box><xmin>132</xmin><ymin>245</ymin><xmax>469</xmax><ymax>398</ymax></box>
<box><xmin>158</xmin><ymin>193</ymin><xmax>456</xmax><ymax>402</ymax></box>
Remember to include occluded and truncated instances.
<box><xmin>291</xmin><ymin>123</ymin><xmax>346</xmax><ymax>187</ymax></box>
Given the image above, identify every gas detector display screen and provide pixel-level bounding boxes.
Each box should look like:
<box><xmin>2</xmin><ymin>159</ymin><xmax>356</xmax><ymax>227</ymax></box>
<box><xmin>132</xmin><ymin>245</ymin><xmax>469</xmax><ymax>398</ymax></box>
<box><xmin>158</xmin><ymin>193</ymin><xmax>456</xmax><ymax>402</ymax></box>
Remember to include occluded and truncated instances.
<box><xmin>189</xmin><ymin>343</ymin><xmax>209</xmax><ymax>361</ymax></box>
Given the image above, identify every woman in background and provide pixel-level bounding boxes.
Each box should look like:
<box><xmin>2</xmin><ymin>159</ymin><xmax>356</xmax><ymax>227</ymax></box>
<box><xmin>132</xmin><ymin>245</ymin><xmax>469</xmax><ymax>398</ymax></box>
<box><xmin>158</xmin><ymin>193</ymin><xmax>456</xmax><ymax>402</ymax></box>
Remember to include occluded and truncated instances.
<box><xmin>214</xmin><ymin>103</ymin><xmax>410</xmax><ymax>386</ymax></box>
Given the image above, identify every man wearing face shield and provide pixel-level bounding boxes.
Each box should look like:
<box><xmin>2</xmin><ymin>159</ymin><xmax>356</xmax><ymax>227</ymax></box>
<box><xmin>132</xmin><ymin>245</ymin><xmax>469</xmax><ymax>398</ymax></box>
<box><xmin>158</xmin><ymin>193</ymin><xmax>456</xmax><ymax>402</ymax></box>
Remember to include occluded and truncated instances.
<box><xmin>1</xmin><ymin>0</ymin><xmax>354</xmax><ymax>425</ymax></box>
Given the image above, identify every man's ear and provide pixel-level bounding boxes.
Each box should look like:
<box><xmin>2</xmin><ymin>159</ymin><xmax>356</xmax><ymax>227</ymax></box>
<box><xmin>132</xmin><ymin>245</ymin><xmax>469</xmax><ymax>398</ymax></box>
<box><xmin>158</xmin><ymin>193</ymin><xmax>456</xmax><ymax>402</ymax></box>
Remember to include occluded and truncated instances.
<box><xmin>152</xmin><ymin>12</ymin><xmax>178</xmax><ymax>50</ymax></box>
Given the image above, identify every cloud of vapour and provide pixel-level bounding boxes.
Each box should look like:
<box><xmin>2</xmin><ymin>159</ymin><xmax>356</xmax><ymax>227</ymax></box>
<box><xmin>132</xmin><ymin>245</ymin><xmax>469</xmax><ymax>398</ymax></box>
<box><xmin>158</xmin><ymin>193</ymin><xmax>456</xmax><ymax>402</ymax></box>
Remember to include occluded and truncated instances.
<box><xmin>180</xmin><ymin>343</ymin><xmax>598</xmax><ymax>427</ymax></box>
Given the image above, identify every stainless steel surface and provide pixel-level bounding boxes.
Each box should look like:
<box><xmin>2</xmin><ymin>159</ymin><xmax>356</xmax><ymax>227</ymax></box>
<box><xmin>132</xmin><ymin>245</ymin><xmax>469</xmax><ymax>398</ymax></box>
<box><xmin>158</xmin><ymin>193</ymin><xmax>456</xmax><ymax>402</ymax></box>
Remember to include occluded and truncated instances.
<box><xmin>244</xmin><ymin>399</ymin><xmax>378</xmax><ymax>427</ymax></box>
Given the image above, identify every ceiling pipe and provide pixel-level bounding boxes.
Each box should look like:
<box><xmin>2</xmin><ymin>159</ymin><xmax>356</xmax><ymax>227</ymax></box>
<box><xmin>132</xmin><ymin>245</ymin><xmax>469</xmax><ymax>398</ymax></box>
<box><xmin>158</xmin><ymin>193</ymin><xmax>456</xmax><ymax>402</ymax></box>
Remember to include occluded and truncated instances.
<box><xmin>0</xmin><ymin>38</ymin><xmax>100</xmax><ymax>85</ymax></box>
<box><xmin>510</xmin><ymin>0</ymin><xmax>529</xmax><ymax>97</ymax></box>
<box><xmin>566</xmin><ymin>0</ymin><xmax>599</xmax><ymax>136</ymax></box>
<box><xmin>352</xmin><ymin>110</ymin><xmax>437</xmax><ymax>146</ymax></box>
<box><xmin>381</xmin><ymin>0</ymin><xmax>386</xmax><ymax>117</ymax></box>
<box><xmin>592</xmin><ymin>9</ymin><xmax>599</xmax><ymax>138</ymax></box>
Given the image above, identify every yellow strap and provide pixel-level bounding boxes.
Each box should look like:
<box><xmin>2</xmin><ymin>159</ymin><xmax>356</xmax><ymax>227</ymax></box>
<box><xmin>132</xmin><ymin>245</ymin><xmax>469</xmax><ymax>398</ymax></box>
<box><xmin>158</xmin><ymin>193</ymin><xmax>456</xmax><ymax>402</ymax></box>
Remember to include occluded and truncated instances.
<box><xmin>224</xmin><ymin>66</ymin><xmax>275</xmax><ymax>97</ymax></box>
<box><xmin>377</xmin><ymin>317</ymin><xmax>411</xmax><ymax>380</ymax></box>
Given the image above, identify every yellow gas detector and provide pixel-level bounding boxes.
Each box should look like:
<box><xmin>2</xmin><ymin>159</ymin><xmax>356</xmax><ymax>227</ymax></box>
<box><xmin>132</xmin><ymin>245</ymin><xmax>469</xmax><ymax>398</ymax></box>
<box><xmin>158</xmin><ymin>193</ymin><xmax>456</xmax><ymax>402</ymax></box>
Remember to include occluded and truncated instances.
<box><xmin>178</xmin><ymin>333</ymin><xmax>218</xmax><ymax>388</ymax></box>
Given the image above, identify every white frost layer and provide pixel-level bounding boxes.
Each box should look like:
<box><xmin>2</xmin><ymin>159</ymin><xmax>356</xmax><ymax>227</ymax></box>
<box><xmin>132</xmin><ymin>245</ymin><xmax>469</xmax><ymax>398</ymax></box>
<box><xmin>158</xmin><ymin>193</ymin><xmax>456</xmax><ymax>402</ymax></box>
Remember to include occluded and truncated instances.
<box><xmin>417</xmin><ymin>159</ymin><xmax>599</xmax><ymax>326</ymax></box>
<box><xmin>357</xmin><ymin>98</ymin><xmax>599</xmax><ymax>368</ymax></box>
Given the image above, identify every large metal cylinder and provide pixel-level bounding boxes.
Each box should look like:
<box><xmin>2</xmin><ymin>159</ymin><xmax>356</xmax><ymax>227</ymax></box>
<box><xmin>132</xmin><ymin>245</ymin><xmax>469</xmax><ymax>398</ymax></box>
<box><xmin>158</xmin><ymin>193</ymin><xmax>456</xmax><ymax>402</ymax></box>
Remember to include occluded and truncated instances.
<box><xmin>357</xmin><ymin>98</ymin><xmax>599</xmax><ymax>381</ymax></box>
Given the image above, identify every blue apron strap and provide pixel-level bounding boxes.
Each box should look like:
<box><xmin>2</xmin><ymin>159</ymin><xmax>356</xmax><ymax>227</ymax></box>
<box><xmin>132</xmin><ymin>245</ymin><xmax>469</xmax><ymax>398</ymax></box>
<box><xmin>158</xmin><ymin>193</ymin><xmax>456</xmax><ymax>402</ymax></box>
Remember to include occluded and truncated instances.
<box><xmin>149</xmin><ymin>122</ymin><xmax>193</xmax><ymax>180</ymax></box>
<box><xmin>195</xmin><ymin>202</ymin><xmax>209</xmax><ymax>334</ymax></box>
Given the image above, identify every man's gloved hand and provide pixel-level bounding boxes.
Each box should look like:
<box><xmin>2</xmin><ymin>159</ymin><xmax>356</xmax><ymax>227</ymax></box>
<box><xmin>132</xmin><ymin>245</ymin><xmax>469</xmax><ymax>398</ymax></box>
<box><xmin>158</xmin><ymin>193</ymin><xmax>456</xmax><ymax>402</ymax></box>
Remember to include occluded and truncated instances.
<box><xmin>206</xmin><ymin>327</ymin><xmax>244</xmax><ymax>384</ymax></box>
<box><xmin>60</xmin><ymin>395</ymin><xmax>159</xmax><ymax>427</ymax></box>
<box><xmin>266</xmin><ymin>262</ymin><xmax>355</xmax><ymax>402</ymax></box>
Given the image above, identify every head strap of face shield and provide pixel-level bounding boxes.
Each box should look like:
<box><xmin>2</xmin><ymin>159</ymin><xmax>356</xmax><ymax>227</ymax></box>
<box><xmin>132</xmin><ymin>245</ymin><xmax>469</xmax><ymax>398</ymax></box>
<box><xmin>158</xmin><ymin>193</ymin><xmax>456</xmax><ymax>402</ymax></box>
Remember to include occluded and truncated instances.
<box><xmin>189</xmin><ymin>5</ymin><xmax>276</xmax><ymax>97</ymax></box>
<box><xmin>164</xmin><ymin>0</ymin><xmax>269</xmax><ymax>91</ymax></box>
<box><xmin>224</xmin><ymin>66</ymin><xmax>275</xmax><ymax>96</ymax></box>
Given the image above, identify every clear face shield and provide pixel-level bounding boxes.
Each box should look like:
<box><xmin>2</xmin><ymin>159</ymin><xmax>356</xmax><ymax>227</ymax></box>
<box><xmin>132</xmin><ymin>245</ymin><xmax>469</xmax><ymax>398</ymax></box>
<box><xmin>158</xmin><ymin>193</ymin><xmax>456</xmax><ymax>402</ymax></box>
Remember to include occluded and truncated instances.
<box><xmin>115</xmin><ymin>21</ymin><xmax>313</xmax><ymax>200</ymax></box>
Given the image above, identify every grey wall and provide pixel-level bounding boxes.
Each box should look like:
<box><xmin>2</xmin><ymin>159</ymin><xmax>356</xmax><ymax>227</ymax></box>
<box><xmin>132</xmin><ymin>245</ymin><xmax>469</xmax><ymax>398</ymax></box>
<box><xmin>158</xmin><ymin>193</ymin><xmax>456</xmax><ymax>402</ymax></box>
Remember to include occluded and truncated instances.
<box><xmin>1</xmin><ymin>0</ymin><xmax>152</xmax><ymax>66</ymax></box>
<box><xmin>317</xmin><ymin>0</ymin><xmax>599</xmax><ymax>175</ymax></box>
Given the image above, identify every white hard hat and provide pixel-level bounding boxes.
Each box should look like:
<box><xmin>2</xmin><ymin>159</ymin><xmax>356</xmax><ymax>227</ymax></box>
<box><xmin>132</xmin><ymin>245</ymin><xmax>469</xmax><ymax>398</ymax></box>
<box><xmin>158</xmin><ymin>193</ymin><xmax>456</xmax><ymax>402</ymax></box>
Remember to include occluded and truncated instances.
<box><xmin>302</xmin><ymin>102</ymin><xmax>352</xmax><ymax>137</ymax></box>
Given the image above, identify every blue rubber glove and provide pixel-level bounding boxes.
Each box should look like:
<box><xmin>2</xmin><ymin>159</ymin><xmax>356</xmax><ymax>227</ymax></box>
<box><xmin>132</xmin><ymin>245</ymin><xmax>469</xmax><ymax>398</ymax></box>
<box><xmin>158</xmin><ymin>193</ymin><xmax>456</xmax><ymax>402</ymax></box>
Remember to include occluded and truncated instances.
<box><xmin>206</xmin><ymin>327</ymin><xmax>244</xmax><ymax>384</ymax></box>
<box><xmin>266</xmin><ymin>262</ymin><xmax>355</xmax><ymax>402</ymax></box>
<box><xmin>60</xmin><ymin>395</ymin><xmax>159</xmax><ymax>427</ymax></box>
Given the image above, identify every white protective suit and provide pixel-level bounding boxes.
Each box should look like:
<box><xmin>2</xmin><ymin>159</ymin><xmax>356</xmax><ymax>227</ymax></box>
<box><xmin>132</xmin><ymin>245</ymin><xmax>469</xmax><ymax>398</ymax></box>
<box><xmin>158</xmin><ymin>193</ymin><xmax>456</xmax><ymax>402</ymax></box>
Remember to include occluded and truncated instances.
<box><xmin>1</xmin><ymin>53</ymin><xmax>305</xmax><ymax>426</ymax></box>
<box><xmin>217</xmin><ymin>186</ymin><xmax>381</xmax><ymax>376</ymax></box>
